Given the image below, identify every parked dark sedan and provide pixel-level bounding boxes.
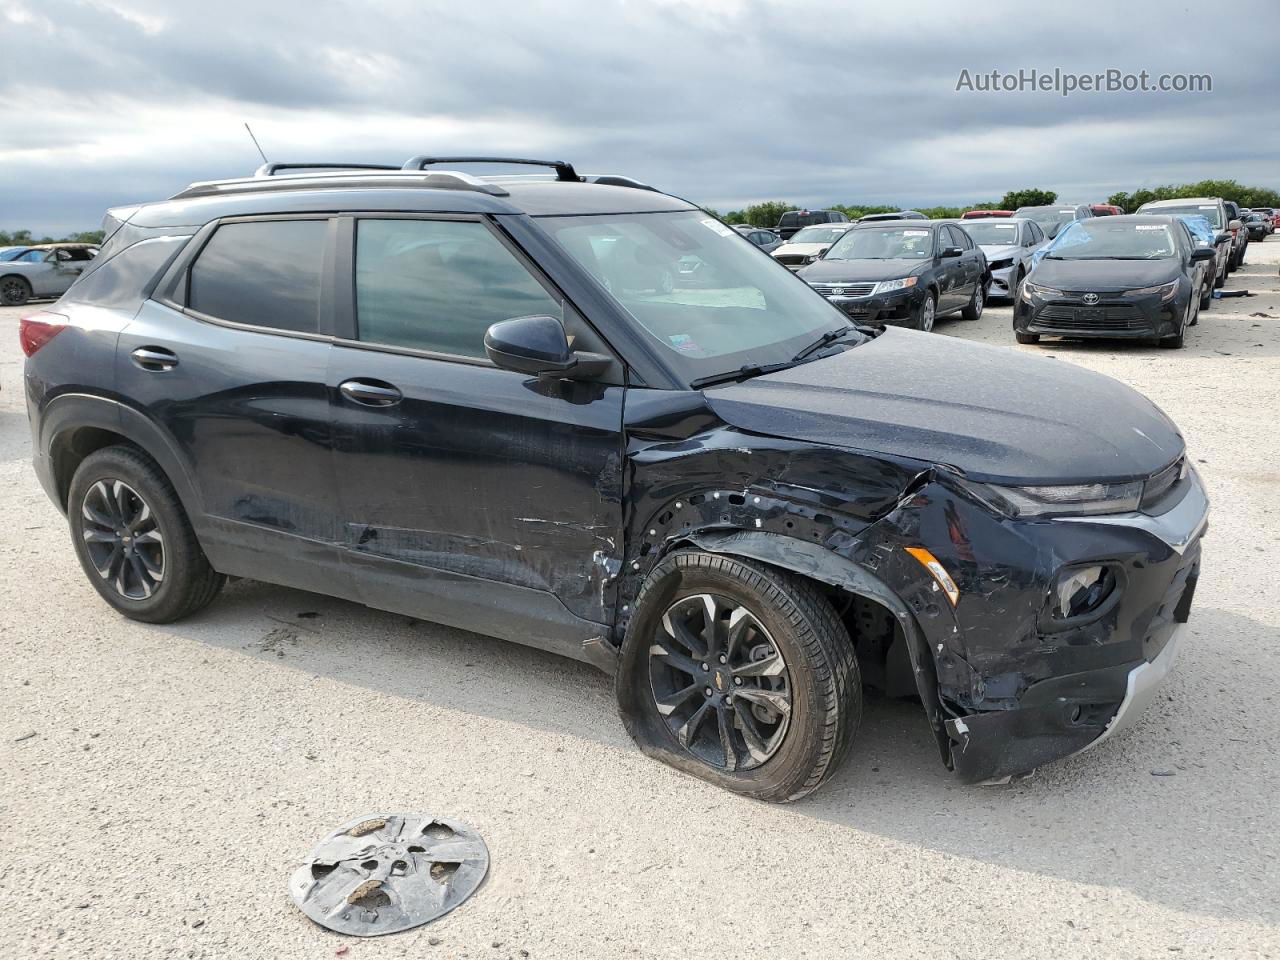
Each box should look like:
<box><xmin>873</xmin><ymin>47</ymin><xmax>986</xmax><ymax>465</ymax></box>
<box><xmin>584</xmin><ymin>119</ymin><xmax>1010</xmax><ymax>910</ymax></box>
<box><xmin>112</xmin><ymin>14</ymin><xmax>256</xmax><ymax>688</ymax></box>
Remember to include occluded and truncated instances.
<box><xmin>1015</xmin><ymin>215</ymin><xmax>1215</xmax><ymax>349</ymax></box>
<box><xmin>1243</xmin><ymin>212</ymin><xmax>1271</xmax><ymax>241</ymax></box>
<box><xmin>800</xmin><ymin>220</ymin><xmax>989</xmax><ymax>331</ymax></box>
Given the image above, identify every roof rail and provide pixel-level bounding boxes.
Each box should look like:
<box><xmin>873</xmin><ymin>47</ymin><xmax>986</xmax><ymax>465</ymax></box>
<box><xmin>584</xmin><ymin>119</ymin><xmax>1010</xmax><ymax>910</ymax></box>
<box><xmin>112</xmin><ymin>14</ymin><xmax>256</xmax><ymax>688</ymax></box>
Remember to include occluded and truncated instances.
<box><xmin>402</xmin><ymin>155</ymin><xmax>580</xmax><ymax>182</ymax></box>
<box><xmin>172</xmin><ymin>170</ymin><xmax>510</xmax><ymax>200</ymax></box>
<box><xmin>586</xmin><ymin>174</ymin><xmax>658</xmax><ymax>192</ymax></box>
<box><xmin>254</xmin><ymin>162</ymin><xmax>403</xmax><ymax>178</ymax></box>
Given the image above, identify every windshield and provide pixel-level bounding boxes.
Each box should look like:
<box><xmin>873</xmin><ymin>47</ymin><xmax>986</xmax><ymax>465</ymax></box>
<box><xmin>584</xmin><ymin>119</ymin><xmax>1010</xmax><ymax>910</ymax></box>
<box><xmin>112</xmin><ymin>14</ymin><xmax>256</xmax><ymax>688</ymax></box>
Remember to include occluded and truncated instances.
<box><xmin>538</xmin><ymin>210</ymin><xmax>861</xmax><ymax>383</ymax></box>
<box><xmin>1044</xmin><ymin>220</ymin><xmax>1178</xmax><ymax>260</ymax></box>
<box><xmin>0</xmin><ymin>247</ymin><xmax>29</xmax><ymax>262</ymax></box>
<box><xmin>1139</xmin><ymin>204</ymin><xmax>1224</xmax><ymax>229</ymax></box>
<box><xmin>957</xmin><ymin>222</ymin><xmax>1021</xmax><ymax>245</ymax></box>
<box><xmin>1015</xmin><ymin>206</ymin><xmax>1078</xmax><ymax>227</ymax></box>
<box><xmin>788</xmin><ymin>226</ymin><xmax>850</xmax><ymax>245</ymax></box>
<box><xmin>825</xmin><ymin>226</ymin><xmax>934</xmax><ymax>260</ymax></box>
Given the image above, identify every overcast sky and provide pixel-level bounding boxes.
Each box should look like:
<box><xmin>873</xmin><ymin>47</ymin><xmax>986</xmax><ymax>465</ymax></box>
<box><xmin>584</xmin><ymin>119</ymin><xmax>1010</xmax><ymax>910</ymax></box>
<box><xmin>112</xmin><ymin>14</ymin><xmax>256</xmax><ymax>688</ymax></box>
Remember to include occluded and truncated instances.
<box><xmin>3</xmin><ymin>0</ymin><xmax>1279</xmax><ymax>234</ymax></box>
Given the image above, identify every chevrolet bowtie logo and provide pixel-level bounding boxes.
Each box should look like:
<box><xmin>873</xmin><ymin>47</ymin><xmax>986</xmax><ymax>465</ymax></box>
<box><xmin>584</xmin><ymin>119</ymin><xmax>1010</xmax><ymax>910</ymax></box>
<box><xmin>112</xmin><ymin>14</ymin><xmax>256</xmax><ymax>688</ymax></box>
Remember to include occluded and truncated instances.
<box><xmin>714</xmin><ymin>673</ymin><xmax>725</xmax><ymax>691</ymax></box>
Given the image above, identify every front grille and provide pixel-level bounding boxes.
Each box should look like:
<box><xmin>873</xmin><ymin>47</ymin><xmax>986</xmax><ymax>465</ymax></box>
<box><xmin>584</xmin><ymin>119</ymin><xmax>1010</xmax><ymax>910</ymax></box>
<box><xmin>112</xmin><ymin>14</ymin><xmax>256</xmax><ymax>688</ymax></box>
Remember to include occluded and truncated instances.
<box><xmin>811</xmin><ymin>282</ymin><xmax>875</xmax><ymax>297</ymax></box>
<box><xmin>1032</xmin><ymin>303</ymin><xmax>1147</xmax><ymax>331</ymax></box>
<box><xmin>1141</xmin><ymin>457</ymin><xmax>1184</xmax><ymax>509</ymax></box>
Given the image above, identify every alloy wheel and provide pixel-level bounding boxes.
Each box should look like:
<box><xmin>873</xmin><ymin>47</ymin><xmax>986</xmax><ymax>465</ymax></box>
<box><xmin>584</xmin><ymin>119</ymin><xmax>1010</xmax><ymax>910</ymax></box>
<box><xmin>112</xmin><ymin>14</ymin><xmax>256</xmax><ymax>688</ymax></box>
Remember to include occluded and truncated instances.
<box><xmin>80</xmin><ymin>479</ymin><xmax>165</xmax><ymax>600</ymax></box>
<box><xmin>920</xmin><ymin>296</ymin><xmax>936</xmax><ymax>332</ymax></box>
<box><xmin>1</xmin><ymin>277</ymin><xmax>29</xmax><ymax>305</ymax></box>
<box><xmin>648</xmin><ymin>593</ymin><xmax>792</xmax><ymax>771</ymax></box>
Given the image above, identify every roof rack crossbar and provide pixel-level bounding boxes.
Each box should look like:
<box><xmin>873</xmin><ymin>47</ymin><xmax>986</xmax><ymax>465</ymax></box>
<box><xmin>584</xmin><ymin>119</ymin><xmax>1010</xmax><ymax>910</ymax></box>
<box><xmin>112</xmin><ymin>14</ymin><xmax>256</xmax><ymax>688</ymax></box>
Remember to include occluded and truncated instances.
<box><xmin>254</xmin><ymin>162</ymin><xmax>403</xmax><ymax>178</ymax></box>
<box><xmin>402</xmin><ymin>155</ymin><xmax>580</xmax><ymax>182</ymax></box>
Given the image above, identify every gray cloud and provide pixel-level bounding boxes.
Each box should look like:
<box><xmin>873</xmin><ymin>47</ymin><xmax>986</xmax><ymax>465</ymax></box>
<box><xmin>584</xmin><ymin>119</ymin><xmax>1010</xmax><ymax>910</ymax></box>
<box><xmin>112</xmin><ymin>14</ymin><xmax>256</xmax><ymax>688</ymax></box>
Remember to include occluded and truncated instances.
<box><xmin>2</xmin><ymin>0</ymin><xmax>1278</xmax><ymax>234</ymax></box>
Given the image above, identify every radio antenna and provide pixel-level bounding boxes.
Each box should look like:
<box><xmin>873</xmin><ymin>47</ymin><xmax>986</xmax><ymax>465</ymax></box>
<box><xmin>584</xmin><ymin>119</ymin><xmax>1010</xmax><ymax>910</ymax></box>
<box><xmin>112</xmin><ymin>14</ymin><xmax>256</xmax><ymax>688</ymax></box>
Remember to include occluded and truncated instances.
<box><xmin>244</xmin><ymin>123</ymin><xmax>269</xmax><ymax>164</ymax></box>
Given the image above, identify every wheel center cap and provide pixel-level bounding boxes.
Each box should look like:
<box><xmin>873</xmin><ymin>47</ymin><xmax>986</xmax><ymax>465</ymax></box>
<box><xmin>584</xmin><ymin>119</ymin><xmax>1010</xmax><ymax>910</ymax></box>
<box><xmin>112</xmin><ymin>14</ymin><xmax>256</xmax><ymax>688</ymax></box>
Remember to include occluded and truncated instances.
<box><xmin>713</xmin><ymin>669</ymin><xmax>731</xmax><ymax>694</ymax></box>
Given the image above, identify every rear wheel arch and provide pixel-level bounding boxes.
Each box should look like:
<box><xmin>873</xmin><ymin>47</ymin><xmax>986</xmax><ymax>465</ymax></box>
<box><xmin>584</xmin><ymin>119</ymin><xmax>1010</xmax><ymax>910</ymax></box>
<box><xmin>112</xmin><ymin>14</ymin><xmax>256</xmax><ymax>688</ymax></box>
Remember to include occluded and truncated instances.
<box><xmin>43</xmin><ymin>395</ymin><xmax>204</xmax><ymax>520</ymax></box>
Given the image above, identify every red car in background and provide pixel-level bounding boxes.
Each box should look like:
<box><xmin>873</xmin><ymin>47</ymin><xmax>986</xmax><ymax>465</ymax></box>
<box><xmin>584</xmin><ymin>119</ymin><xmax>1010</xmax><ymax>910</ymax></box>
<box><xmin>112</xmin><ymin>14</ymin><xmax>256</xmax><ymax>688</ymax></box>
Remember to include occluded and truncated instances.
<box><xmin>961</xmin><ymin>209</ymin><xmax>1014</xmax><ymax>218</ymax></box>
<box><xmin>1090</xmin><ymin>204</ymin><xmax>1124</xmax><ymax>216</ymax></box>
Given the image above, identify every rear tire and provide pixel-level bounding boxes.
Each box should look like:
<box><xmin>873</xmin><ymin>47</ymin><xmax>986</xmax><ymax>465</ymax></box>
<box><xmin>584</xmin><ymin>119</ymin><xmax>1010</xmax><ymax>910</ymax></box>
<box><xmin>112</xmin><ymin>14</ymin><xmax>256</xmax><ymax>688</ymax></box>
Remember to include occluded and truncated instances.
<box><xmin>617</xmin><ymin>551</ymin><xmax>861</xmax><ymax>802</ymax></box>
<box><xmin>1199</xmin><ymin>280</ymin><xmax>1211</xmax><ymax>311</ymax></box>
<box><xmin>1</xmin><ymin>275</ymin><xmax>32</xmax><ymax>306</ymax></box>
<box><xmin>68</xmin><ymin>445</ymin><xmax>224</xmax><ymax>623</ymax></box>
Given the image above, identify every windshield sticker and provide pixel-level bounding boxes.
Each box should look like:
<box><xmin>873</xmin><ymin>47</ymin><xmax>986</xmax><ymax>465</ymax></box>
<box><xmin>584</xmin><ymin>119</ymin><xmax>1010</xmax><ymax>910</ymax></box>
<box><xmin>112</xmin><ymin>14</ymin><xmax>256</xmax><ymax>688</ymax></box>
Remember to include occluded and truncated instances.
<box><xmin>668</xmin><ymin>334</ymin><xmax>704</xmax><ymax>354</ymax></box>
<box><xmin>700</xmin><ymin>219</ymin><xmax>735</xmax><ymax>237</ymax></box>
<box><xmin>903</xmin><ymin>230</ymin><xmax>929</xmax><ymax>236</ymax></box>
<box><xmin>1198</xmin><ymin>205</ymin><xmax>1216</xmax><ymax>209</ymax></box>
<box><xmin>1135</xmin><ymin>225</ymin><xmax>1164</xmax><ymax>230</ymax></box>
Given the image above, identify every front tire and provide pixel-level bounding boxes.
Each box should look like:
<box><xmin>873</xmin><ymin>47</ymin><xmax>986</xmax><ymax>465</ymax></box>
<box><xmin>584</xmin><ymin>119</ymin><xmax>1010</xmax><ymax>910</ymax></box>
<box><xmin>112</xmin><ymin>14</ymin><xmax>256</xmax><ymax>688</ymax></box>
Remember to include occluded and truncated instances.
<box><xmin>1015</xmin><ymin>331</ymin><xmax>1040</xmax><ymax>344</ymax></box>
<box><xmin>1</xmin><ymin>275</ymin><xmax>32</xmax><ymax>306</ymax></box>
<box><xmin>617</xmin><ymin>551</ymin><xmax>861</xmax><ymax>802</ymax></box>
<box><xmin>68</xmin><ymin>445</ymin><xmax>224</xmax><ymax>623</ymax></box>
<box><xmin>912</xmin><ymin>291</ymin><xmax>938</xmax><ymax>332</ymax></box>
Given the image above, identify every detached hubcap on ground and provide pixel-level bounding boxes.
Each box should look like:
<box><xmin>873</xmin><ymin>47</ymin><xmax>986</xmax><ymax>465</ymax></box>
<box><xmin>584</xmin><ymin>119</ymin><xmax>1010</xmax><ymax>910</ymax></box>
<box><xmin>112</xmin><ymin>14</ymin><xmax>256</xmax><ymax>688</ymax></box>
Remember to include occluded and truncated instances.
<box><xmin>648</xmin><ymin>593</ymin><xmax>792</xmax><ymax>771</ymax></box>
<box><xmin>81</xmin><ymin>479</ymin><xmax>165</xmax><ymax>600</ymax></box>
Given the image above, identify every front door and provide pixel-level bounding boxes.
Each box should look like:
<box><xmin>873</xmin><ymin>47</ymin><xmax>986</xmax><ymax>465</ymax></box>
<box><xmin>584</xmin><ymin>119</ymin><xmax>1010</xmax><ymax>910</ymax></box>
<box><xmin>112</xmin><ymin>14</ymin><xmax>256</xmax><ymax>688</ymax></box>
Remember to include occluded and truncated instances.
<box><xmin>327</xmin><ymin>214</ymin><xmax>626</xmax><ymax>659</ymax></box>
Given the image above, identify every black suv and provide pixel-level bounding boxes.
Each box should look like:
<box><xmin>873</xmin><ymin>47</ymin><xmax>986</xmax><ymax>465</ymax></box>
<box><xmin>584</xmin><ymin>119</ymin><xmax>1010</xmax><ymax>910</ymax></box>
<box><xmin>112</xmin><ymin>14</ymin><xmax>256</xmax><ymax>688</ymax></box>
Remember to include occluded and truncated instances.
<box><xmin>23</xmin><ymin>156</ymin><xmax>1207</xmax><ymax>798</ymax></box>
<box><xmin>774</xmin><ymin>209</ymin><xmax>849</xmax><ymax>240</ymax></box>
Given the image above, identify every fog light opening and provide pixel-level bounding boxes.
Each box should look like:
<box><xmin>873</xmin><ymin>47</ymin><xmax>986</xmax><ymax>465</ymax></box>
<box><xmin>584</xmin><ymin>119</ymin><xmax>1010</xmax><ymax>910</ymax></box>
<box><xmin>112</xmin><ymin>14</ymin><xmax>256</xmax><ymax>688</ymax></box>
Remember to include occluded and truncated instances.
<box><xmin>1052</xmin><ymin>565</ymin><xmax>1115</xmax><ymax>620</ymax></box>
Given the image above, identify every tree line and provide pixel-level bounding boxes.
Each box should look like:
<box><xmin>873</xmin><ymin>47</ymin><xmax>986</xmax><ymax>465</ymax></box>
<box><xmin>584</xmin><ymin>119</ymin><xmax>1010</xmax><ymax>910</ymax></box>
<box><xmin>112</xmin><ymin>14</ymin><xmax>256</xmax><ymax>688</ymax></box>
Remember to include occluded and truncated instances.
<box><xmin>1</xmin><ymin>228</ymin><xmax>105</xmax><ymax>246</ymax></box>
<box><xmin>714</xmin><ymin>181</ymin><xmax>1278</xmax><ymax>228</ymax></box>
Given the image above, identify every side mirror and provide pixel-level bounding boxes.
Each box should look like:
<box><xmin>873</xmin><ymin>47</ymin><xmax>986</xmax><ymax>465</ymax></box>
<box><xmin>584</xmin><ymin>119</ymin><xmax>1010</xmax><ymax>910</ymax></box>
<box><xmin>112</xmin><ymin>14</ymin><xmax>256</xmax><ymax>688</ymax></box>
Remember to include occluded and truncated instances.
<box><xmin>484</xmin><ymin>315</ymin><xmax>609</xmax><ymax>379</ymax></box>
<box><xmin>1214</xmin><ymin>232</ymin><xmax>1232</xmax><ymax>245</ymax></box>
<box><xmin>940</xmin><ymin>245</ymin><xmax>963</xmax><ymax>258</ymax></box>
<box><xmin>1190</xmin><ymin>247</ymin><xmax>1216</xmax><ymax>262</ymax></box>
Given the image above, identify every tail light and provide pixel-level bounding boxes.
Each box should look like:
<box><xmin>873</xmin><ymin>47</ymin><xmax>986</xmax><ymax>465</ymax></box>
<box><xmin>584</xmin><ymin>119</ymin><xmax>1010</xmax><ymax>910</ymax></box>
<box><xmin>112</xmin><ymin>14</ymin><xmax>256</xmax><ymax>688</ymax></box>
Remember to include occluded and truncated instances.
<box><xmin>19</xmin><ymin>311</ymin><xmax>69</xmax><ymax>357</ymax></box>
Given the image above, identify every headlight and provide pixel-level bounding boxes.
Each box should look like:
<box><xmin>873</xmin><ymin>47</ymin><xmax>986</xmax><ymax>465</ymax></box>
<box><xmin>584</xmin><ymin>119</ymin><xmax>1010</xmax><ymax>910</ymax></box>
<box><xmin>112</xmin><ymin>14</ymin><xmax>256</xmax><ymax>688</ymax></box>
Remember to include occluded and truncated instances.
<box><xmin>1021</xmin><ymin>280</ymin><xmax>1062</xmax><ymax>300</ymax></box>
<box><xmin>871</xmin><ymin>277</ymin><xmax>918</xmax><ymax>295</ymax></box>
<box><xmin>805</xmin><ymin>254</ymin><xmax>820</xmax><ymax>264</ymax></box>
<box><xmin>1122</xmin><ymin>280</ymin><xmax>1177</xmax><ymax>302</ymax></box>
<box><xmin>963</xmin><ymin>479</ymin><xmax>1143</xmax><ymax>518</ymax></box>
<box><xmin>989</xmin><ymin>257</ymin><xmax>1013</xmax><ymax>270</ymax></box>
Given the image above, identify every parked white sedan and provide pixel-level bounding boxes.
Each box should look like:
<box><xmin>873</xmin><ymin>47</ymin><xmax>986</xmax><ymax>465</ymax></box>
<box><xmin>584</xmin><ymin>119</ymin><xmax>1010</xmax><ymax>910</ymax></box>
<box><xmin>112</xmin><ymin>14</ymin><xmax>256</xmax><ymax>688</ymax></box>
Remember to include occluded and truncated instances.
<box><xmin>0</xmin><ymin>243</ymin><xmax>98</xmax><ymax>305</ymax></box>
<box><xmin>953</xmin><ymin>218</ymin><xmax>1047</xmax><ymax>300</ymax></box>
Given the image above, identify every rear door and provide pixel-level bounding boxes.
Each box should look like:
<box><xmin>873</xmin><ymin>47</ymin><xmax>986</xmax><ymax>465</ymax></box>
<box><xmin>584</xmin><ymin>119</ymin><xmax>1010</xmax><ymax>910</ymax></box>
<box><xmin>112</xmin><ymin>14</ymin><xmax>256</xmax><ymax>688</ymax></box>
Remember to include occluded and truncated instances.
<box><xmin>118</xmin><ymin>216</ymin><xmax>345</xmax><ymax>594</ymax></box>
<box><xmin>325</xmin><ymin>214</ymin><xmax>626</xmax><ymax>657</ymax></box>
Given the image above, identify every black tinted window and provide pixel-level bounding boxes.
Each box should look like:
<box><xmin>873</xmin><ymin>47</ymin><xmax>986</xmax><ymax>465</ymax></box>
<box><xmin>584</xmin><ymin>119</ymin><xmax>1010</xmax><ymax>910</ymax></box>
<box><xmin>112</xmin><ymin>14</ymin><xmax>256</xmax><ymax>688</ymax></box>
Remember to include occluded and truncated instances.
<box><xmin>355</xmin><ymin>218</ymin><xmax>560</xmax><ymax>358</ymax></box>
<box><xmin>188</xmin><ymin>220</ymin><xmax>326</xmax><ymax>333</ymax></box>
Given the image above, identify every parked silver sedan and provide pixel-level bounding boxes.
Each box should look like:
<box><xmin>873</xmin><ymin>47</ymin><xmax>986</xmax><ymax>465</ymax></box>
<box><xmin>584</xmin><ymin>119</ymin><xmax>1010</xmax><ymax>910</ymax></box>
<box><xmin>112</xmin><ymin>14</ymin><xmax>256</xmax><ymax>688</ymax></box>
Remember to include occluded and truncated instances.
<box><xmin>953</xmin><ymin>217</ymin><xmax>1047</xmax><ymax>300</ymax></box>
<box><xmin>0</xmin><ymin>243</ymin><xmax>98</xmax><ymax>305</ymax></box>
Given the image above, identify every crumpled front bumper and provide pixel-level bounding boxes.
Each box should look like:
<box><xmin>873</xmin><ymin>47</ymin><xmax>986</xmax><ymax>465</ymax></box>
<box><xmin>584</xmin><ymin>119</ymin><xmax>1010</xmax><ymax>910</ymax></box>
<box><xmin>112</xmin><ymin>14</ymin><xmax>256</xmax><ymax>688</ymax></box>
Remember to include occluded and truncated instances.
<box><xmin>935</xmin><ymin>474</ymin><xmax>1206</xmax><ymax>783</ymax></box>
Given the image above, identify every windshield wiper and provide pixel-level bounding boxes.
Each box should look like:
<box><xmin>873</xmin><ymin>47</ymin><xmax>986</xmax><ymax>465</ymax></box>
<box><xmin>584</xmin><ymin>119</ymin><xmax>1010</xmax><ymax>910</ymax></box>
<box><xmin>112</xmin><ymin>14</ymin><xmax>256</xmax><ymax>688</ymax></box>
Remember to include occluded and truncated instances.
<box><xmin>791</xmin><ymin>325</ymin><xmax>860</xmax><ymax>363</ymax></box>
<box><xmin>689</xmin><ymin>362</ymin><xmax>795</xmax><ymax>390</ymax></box>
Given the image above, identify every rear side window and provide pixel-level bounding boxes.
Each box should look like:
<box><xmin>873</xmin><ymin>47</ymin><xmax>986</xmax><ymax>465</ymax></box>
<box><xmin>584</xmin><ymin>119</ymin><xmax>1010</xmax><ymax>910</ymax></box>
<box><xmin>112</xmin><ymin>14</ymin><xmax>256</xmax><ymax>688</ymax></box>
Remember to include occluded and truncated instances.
<box><xmin>61</xmin><ymin>235</ymin><xmax>190</xmax><ymax>309</ymax></box>
<box><xmin>354</xmin><ymin>218</ymin><xmax>561</xmax><ymax>358</ymax></box>
<box><xmin>188</xmin><ymin>220</ymin><xmax>327</xmax><ymax>333</ymax></box>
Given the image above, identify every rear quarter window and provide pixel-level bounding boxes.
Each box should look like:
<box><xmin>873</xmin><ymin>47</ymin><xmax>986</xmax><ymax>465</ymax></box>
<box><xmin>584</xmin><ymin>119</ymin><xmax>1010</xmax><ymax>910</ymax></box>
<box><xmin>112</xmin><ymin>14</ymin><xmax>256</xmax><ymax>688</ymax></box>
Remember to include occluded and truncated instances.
<box><xmin>60</xmin><ymin>236</ymin><xmax>191</xmax><ymax>310</ymax></box>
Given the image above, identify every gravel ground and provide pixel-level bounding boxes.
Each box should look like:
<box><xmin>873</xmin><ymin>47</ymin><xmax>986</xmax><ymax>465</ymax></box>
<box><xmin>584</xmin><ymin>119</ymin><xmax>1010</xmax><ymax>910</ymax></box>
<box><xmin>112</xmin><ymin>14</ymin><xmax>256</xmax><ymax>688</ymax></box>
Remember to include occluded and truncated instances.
<box><xmin>2</xmin><ymin>238</ymin><xmax>1279</xmax><ymax>959</ymax></box>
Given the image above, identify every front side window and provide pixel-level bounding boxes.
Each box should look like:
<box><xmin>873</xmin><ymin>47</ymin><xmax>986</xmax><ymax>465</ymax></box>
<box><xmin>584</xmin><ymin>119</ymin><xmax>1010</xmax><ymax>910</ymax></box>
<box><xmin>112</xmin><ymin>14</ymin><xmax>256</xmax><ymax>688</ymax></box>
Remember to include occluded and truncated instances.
<box><xmin>188</xmin><ymin>219</ymin><xmax>327</xmax><ymax>333</ymax></box>
<box><xmin>538</xmin><ymin>209</ymin><xmax>856</xmax><ymax>383</ymax></box>
<box><xmin>355</xmin><ymin>218</ymin><xmax>561</xmax><ymax>358</ymax></box>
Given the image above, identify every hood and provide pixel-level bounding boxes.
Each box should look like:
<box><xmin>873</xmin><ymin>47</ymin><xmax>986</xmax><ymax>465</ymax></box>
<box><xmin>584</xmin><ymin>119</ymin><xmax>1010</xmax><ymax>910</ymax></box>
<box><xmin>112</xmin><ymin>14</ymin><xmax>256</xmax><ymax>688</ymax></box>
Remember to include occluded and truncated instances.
<box><xmin>1029</xmin><ymin>257</ymin><xmax>1180</xmax><ymax>292</ymax></box>
<box><xmin>774</xmin><ymin>242</ymin><xmax>829</xmax><ymax>257</ymax></box>
<box><xmin>798</xmin><ymin>257</ymin><xmax>929</xmax><ymax>283</ymax></box>
<box><xmin>704</xmin><ymin>327</ymin><xmax>1182</xmax><ymax>484</ymax></box>
<box><xmin>977</xmin><ymin>243</ymin><xmax>1021</xmax><ymax>260</ymax></box>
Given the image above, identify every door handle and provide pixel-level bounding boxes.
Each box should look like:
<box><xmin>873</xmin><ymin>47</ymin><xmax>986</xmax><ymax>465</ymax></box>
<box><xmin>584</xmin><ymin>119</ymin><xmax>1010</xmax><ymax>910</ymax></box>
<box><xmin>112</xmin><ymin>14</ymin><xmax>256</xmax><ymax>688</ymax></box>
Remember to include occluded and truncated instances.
<box><xmin>339</xmin><ymin>379</ymin><xmax>402</xmax><ymax>407</ymax></box>
<box><xmin>130</xmin><ymin>346</ymin><xmax>179</xmax><ymax>371</ymax></box>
